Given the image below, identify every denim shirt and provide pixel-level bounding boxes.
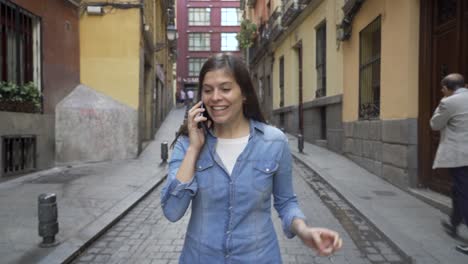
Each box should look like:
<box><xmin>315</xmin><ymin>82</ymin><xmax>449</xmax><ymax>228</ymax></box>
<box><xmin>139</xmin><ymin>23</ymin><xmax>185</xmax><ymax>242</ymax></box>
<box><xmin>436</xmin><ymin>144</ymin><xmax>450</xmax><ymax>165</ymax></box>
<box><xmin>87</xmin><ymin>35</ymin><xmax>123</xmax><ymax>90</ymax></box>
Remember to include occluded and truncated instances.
<box><xmin>161</xmin><ymin>119</ymin><xmax>306</xmax><ymax>263</ymax></box>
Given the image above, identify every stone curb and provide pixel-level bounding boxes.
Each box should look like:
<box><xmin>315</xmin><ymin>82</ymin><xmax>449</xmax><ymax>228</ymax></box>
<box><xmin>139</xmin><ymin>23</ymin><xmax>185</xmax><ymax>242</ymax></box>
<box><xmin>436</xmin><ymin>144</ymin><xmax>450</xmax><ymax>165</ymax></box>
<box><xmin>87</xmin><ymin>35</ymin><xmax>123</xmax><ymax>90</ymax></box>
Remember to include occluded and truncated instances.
<box><xmin>37</xmin><ymin>172</ymin><xmax>168</xmax><ymax>264</ymax></box>
<box><xmin>290</xmin><ymin>147</ymin><xmax>439</xmax><ymax>264</ymax></box>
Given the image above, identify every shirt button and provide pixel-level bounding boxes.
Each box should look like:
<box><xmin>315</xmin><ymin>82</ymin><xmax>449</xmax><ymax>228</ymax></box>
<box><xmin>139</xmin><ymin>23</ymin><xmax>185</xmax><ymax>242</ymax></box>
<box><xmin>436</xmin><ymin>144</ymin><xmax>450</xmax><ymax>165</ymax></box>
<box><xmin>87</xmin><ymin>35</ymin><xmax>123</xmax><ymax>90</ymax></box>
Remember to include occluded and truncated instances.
<box><xmin>229</xmin><ymin>206</ymin><xmax>233</xmax><ymax>210</ymax></box>
<box><xmin>266</xmin><ymin>168</ymin><xmax>270</xmax><ymax>172</ymax></box>
<box><xmin>225</xmin><ymin>254</ymin><xmax>230</xmax><ymax>258</ymax></box>
<box><xmin>198</xmin><ymin>166</ymin><xmax>202</xmax><ymax>169</ymax></box>
<box><xmin>226</xmin><ymin>230</ymin><xmax>231</xmax><ymax>234</ymax></box>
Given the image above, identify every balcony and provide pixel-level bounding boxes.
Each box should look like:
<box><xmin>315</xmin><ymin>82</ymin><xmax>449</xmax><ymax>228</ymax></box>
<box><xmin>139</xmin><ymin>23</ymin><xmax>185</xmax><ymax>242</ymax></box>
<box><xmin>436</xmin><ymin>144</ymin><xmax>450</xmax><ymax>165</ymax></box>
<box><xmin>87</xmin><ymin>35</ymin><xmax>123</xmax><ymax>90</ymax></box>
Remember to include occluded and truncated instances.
<box><xmin>248</xmin><ymin>42</ymin><xmax>258</xmax><ymax>65</ymax></box>
<box><xmin>281</xmin><ymin>0</ymin><xmax>301</xmax><ymax>27</ymax></box>
<box><xmin>248</xmin><ymin>33</ymin><xmax>269</xmax><ymax>65</ymax></box>
<box><xmin>267</xmin><ymin>7</ymin><xmax>283</xmax><ymax>40</ymax></box>
<box><xmin>258</xmin><ymin>23</ymin><xmax>270</xmax><ymax>48</ymax></box>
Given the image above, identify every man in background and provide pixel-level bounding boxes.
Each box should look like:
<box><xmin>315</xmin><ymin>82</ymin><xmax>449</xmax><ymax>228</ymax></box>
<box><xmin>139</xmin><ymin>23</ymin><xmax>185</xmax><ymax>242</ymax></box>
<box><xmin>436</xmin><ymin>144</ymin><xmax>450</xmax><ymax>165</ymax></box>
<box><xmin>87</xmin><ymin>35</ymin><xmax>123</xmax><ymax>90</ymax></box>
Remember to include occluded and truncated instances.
<box><xmin>431</xmin><ymin>73</ymin><xmax>468</xmax><ymax>255</ymax></box>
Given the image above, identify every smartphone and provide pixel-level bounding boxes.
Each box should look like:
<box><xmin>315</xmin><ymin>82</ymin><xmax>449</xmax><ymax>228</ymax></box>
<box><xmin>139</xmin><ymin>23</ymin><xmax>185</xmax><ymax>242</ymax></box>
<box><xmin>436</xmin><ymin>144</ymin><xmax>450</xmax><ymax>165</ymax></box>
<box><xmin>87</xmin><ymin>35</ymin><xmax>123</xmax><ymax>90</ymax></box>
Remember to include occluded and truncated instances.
<box><xmin>197</xmin><ymin>103</ymin><xmax>208</xmax><ymax>129</ymax></box>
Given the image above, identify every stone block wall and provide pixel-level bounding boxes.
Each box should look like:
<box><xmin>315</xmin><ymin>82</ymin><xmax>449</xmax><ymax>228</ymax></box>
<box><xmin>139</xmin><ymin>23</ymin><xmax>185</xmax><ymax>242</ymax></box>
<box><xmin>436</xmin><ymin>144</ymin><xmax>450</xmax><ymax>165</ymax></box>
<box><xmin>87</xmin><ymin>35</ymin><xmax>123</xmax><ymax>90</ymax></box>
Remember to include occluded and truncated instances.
<box><xmin>343</xmin><ymin>118</ymin><xmax>418</xmax><ymax>190</ymax></box>
<box><xmin>272</xmin><ymin>95</ymin><xmax>343</xmax><ymax>153</ymax></box>
<box><xmin>56</xmin><ymin>85</ymin><xmax>139</xmax><ymax>165</ymax></box>
<box><xmin>0</xmin><ymin>112</ymin><xmax>55</xmax><ymax>177</ymax></box>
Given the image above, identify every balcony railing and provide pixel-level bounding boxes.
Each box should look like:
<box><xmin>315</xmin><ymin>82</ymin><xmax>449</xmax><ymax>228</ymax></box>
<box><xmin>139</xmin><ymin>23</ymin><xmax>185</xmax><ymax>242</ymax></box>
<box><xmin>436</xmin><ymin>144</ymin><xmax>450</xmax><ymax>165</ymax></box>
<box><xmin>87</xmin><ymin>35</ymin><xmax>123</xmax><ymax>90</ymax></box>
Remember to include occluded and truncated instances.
<box><xmin>258</xmin><ymin>23</ymin><xmax>269</xmax><ymax>47</ymax></box>
<box><xmin>267</xmin><ymin>7</ymin><xmax>283</xmax><ymax>40</ymax></box>
<box><xmin>281</xmin><ymin>0</ymin><xmax>301</xmax><ymax>27</ymax></box>
<box><xmin>359</xmin><ymin>102</ymin><xmax>380</xmax><ymax>120</ymax></box>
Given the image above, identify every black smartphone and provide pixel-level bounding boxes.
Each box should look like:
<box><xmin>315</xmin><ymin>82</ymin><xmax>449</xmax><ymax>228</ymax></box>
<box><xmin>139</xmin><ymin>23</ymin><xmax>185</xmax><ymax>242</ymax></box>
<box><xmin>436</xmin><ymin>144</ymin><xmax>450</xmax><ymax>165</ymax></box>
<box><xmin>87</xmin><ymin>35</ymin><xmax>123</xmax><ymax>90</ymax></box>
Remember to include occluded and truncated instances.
<box><xmin>197</xmin><ymin>103</ymin><xmax>208</xmax><ymax>129</ymax></box>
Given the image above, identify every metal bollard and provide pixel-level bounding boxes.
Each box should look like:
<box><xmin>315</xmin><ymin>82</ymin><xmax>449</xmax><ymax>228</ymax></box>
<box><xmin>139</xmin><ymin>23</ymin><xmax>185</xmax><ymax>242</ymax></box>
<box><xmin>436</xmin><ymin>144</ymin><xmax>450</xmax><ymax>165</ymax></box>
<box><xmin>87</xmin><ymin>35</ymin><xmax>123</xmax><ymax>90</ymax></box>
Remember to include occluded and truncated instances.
<box><xmin>38</xmin><ymin>193</ymin><xmax>59</xmax><ymax>247</ymax></box>
<box><xmin>161</xmin><ymin>141</ymin><xmax>168</xmax><ymax>162</ymax></box>
<box><xmin>297</xmin><ymin>134</ymin><xmax>304</xmax><ymax>153</ymax></box>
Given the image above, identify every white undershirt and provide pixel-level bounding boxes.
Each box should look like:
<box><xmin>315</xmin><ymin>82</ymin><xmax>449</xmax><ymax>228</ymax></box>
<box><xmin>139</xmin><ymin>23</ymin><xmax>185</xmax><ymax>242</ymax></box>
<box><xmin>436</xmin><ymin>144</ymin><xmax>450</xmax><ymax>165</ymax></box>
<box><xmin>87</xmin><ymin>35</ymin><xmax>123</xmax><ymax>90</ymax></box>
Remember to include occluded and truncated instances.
<box><xmin>216</xmin><ymin>135</ymin><xmax>250</xmax><ymax>175</ymax></box>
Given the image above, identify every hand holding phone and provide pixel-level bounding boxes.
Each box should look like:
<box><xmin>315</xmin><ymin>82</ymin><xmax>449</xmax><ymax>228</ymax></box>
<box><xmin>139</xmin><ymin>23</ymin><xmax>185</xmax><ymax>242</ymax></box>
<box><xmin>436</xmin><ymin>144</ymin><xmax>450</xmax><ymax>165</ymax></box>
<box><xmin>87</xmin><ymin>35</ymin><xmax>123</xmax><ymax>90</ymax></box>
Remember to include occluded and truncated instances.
<box><xmin>197</xmin><ymin>103</ymin><xmax>207</xmax><ymax>129</ymax></box>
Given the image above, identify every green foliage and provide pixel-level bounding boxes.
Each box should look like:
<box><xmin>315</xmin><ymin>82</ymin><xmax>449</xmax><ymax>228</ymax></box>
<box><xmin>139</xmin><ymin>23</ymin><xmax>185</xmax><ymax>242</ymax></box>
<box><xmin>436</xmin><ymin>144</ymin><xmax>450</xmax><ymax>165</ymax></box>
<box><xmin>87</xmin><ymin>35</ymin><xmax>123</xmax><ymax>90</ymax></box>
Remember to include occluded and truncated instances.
<box><xmin>0</xmin><ymin>81</ymin><xmax>42</xmax><ymax>108</ymax></box>
<box><xmin>236</xmin><ymin>19</ymin><xmax>257</xmax><ymax>49</ymax></box>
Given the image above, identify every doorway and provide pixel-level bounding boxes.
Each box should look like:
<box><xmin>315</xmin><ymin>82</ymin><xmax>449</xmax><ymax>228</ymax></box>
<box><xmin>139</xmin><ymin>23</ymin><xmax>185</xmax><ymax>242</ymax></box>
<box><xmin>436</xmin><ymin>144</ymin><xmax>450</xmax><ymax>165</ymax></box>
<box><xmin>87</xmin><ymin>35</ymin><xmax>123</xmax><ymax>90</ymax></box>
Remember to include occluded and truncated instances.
<box><xmin>419</xmin><ymin>0</ymin><xmax>468</xmax><ymax>195</ymax></box>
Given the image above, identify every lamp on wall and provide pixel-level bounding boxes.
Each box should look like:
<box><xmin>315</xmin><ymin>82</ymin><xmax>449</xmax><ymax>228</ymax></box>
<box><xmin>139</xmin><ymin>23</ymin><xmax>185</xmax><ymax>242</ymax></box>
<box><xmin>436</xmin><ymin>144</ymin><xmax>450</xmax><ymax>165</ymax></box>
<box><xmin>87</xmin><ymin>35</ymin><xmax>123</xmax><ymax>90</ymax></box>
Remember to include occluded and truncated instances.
<box><xmin>154</xmin><ymin>24</ymin><xmax>178</xmax><ymax>52</ymax></box>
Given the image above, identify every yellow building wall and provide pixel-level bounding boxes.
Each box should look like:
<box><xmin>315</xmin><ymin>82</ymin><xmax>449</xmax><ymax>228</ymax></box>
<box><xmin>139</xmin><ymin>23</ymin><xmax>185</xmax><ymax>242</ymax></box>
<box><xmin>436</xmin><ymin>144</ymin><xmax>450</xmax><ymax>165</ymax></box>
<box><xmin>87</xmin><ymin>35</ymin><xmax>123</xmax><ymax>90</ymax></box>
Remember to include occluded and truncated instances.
<box><xmin>273</xmin><ymin>0</ymin><xmax>344</xmax><ymax>108</ymax></box>
<box><xmin>342</xmin><ymin>0</ymin><xmax>419</xmax><ymax>122</ymax></box>
<box><xmin>80</xmin><ymin>8</ymin><xmax>141</xmax><ymax>109</ymax></box>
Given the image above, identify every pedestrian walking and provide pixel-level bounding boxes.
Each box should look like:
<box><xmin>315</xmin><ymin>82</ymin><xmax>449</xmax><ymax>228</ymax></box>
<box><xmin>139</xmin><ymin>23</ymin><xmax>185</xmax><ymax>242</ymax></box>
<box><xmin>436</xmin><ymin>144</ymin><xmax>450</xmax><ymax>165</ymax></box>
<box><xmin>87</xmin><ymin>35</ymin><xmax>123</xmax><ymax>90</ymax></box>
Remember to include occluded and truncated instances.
<box><xmin>430</xmin><ymin>73</ymin><xmax>468</xmax><ymax>255</ymax></box>
<box><xmin>187</xmin><ymin>89</ymin><xmax>194</xmax><ymax>107</ymax></box>
<box><xmin>179</xmin><ymin>89</ymin><xmax>186</xmax><ymax>107</ymax></box>
<box><xmin>161</xmin><ymin>53</ymin><xmax>342</xmax><ymax>263</ymax></box>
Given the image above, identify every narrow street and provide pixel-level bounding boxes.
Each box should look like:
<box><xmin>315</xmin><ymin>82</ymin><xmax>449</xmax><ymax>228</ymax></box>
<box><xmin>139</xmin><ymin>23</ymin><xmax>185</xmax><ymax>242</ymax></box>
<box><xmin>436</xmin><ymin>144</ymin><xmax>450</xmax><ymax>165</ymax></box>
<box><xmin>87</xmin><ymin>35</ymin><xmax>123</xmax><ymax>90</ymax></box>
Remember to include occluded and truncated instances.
<box><xmin>71</xmin><ymin>159</ymin><xmax>408</xmax><ymax>264</ymax></box>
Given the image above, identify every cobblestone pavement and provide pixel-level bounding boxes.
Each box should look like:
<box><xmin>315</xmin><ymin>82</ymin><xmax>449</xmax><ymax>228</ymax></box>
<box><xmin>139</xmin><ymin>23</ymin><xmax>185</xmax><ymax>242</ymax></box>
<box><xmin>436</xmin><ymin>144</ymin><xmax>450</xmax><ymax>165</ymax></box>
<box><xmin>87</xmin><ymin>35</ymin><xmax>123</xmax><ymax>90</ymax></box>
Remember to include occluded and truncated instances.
<box><xmin>71</xmin><ymin>160</ymin><xmax>409</xmax><ymax>264</ymax></box>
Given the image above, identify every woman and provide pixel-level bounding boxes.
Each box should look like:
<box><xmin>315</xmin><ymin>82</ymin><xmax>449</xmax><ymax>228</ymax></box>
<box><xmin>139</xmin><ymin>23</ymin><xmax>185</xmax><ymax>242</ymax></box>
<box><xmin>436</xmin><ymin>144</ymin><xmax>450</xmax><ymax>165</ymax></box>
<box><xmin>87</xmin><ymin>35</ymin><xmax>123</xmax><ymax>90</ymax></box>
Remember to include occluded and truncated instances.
<box><xmin>161</xmin><ymin>53</ymin><xmax>342</xmax><ymax>263</ymax></box>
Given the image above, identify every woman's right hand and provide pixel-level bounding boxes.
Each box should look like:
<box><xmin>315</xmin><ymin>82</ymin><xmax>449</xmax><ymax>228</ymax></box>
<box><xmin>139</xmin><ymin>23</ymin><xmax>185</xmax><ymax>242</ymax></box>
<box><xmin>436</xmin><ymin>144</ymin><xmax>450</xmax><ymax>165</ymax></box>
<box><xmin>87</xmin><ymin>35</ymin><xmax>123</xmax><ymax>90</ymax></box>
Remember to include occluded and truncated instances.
<box><xmin>187</xmin><ymin>101</ymin><xmax>208</xmax><ymax>151</ymax></box>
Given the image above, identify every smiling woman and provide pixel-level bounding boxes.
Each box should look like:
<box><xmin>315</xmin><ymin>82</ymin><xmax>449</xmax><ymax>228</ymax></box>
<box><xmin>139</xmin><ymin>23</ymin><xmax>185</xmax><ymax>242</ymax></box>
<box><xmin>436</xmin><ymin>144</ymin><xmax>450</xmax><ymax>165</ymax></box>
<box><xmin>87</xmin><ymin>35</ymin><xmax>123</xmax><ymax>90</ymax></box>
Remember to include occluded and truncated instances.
<box><xmin>162</xmin><ymin>53</ymin><xmax>343</xmax><ymax>263</ymax></box>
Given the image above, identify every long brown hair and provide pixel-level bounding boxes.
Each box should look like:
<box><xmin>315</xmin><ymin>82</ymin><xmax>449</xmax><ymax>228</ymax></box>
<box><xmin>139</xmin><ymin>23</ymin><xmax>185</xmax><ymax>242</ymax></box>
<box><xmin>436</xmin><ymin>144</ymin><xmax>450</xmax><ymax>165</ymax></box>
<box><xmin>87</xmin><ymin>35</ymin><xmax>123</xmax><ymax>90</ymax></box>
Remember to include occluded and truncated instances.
<box><xmin>171</xmin><ymin>53</ymin><xmax>265</xmax><ymax>147</ymax></box>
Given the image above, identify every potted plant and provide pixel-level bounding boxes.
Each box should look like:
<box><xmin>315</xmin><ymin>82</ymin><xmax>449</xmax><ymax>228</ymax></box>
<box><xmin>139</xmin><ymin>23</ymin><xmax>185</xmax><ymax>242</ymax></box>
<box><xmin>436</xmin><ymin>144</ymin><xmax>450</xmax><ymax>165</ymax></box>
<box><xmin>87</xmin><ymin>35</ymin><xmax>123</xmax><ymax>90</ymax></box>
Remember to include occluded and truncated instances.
<box><xmin>0</xmin><ymin>81</ymin><xmax>42</xmax><ymax>113</ymax></box>
<box><xmin>236</xmin><ymin>19</ymin><xmax>258</xmax><ymax>49</ymax></box>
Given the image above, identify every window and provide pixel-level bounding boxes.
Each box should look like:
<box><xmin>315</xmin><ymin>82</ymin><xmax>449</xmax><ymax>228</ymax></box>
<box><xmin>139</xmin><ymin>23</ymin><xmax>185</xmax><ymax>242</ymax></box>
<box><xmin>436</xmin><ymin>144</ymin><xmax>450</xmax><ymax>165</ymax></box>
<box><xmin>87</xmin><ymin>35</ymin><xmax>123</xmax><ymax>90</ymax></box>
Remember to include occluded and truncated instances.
<box><xmin>188</xmin><ymin>8</ymin><xmax>210</xmax><ymax>26</ymax></box>
<box><xmin>316</xmin><ymin>22</ymin><xmax>326</xmax><ymax>98</ymax></box>
<box><xmin>359</xmin><ymin>16</ymin><xmax>381</xmax><ymax>119</ymax></box>
<box><xmin>258</xmin><ymin>78</ymin><xmax>263</xmax><ymax>103</ymax></box>
<box><xmin>188</xmin><ymin>33</ymin><xmax>210</xmax><ymax>51</ymax></box>
<box><xmin>0</xmin><ymin>0</ymin><xmax>41</xmax><ymax>86</ymax></box>
<box><xmin>188</xmin><ymin>58</ymin><xmax>206</xmax><ymax>76</ymax></box>
<box><xmin>221</xmin><ymin>8</ymin><xmax>241</xmax><ymax>26</ymax></box>
<box><xmin>279</xmin><ymin>56</ymin><xmax>284</xmax><ymax>107</ymax></box>
<box><xmin>221</xmin><ymin>33</ymin><xmax>238</xmax><ymax>51</ymax></box>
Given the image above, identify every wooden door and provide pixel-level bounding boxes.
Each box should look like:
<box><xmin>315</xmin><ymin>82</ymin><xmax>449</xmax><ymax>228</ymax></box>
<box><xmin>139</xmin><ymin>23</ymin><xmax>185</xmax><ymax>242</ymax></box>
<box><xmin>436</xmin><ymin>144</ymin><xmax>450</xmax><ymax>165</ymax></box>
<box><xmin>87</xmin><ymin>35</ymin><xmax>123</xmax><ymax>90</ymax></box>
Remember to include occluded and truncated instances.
<box><xmin>419</xmin><ymin>0</ymin><xmax>468</xmax><ymax>195</ymax></box>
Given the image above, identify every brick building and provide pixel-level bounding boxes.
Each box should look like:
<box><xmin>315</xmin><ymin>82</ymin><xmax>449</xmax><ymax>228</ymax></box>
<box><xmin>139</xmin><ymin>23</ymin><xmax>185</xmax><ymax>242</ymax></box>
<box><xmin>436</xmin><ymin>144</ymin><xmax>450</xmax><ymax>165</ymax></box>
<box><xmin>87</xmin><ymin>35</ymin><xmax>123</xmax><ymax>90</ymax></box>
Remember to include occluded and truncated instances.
<box><xmin>176</xmin><ymin>0</ymin><xmax>242</xmax><ymax>96</ymax></box>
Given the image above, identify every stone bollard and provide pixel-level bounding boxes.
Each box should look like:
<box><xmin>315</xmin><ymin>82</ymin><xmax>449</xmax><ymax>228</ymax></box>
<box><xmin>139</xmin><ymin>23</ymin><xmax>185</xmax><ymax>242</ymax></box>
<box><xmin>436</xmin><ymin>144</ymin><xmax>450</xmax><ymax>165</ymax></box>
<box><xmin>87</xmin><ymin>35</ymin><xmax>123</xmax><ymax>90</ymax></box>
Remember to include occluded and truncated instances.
<box><xmin>161</xmin><ymin>141</ymin><xmax>168</xmax><ymax>162</ymax></box>
<box><xmin>38</xmin><ymin>193</ymin><xmax>59</xmax><ymax>247</ymax></box>
<box><xmin>297</xmin><ymin>134</ymin><xmax>304</xmax><ymax>153</ymax></box>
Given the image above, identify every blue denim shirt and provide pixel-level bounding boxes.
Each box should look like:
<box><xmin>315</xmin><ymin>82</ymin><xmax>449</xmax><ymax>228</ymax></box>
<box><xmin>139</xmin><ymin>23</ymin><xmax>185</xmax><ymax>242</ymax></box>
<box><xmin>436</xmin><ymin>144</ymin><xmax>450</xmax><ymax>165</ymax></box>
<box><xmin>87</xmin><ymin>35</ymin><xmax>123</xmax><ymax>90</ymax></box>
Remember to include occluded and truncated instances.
<box><xmin>161</xmin><ymin>119</ymin><xmax>306</xmax><ymax>263</ymax></box>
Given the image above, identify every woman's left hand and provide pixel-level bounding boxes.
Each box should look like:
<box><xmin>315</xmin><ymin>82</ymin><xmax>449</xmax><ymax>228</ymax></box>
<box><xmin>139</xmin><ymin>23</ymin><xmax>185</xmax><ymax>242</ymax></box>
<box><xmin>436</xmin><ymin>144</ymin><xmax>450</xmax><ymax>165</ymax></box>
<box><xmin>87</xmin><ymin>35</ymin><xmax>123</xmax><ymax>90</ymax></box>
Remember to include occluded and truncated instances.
<box><xmin>298</xmin><ymin>227</ymin><xmax>343</xmax><ymax>256</ymax></box>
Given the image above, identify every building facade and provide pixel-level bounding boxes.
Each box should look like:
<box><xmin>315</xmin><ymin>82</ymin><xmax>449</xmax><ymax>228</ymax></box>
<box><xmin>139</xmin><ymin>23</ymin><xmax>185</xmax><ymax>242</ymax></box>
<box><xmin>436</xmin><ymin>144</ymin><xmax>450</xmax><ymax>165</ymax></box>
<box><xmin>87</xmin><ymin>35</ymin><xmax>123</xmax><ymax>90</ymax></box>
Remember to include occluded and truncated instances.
<box><xmin>0</xmin><ymin>0</ymin><xmax>80</xmax><ymax>177</ymax></box>
<box><xmin>324</xmin><ymin>0</ymin><xmax>468</xmax><ymax>197</ymax></box>
<box><xmin>246</xmin><ymin>0</ymin><xmax>468</xmax><ymax>198</ymax></box>
<box><xmin>56</xmin><ymin>0</ymin><xmax>176</xmax><ymax>164</ymax></box>
<box><xmin>176</xmin><ymin>0</ymin><xmax>242</xmax><ymax>97</ymax></box>
<box><xmin>244</xmin><ymin>0</ymin><xmax>345</xmax><ymax>152</ymax></box>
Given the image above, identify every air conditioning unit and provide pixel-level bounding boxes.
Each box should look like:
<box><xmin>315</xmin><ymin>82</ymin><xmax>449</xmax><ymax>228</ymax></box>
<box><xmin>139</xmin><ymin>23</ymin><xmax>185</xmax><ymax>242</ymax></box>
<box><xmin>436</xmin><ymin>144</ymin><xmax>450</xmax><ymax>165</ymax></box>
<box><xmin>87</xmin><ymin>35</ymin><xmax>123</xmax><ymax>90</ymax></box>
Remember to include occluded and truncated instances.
<box><xmin>87</xmin><ymin>6</ymin><xmax>103</xmax><ymax>15</ymax></box>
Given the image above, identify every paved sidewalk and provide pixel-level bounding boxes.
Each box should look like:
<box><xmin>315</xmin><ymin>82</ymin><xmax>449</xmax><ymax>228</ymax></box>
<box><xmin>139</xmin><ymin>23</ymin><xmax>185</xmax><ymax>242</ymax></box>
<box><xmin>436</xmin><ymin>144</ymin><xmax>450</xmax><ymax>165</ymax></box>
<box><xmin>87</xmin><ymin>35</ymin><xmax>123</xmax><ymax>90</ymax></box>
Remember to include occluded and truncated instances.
<box><xmin>286</xmin><ymin>135</ymin><xmax>468</xmax><ymax>264</ymax></box>
<box><xmin>0</xmin><ymin>108</ymin><xmax>184</xmax><ymax>264</ymax></box>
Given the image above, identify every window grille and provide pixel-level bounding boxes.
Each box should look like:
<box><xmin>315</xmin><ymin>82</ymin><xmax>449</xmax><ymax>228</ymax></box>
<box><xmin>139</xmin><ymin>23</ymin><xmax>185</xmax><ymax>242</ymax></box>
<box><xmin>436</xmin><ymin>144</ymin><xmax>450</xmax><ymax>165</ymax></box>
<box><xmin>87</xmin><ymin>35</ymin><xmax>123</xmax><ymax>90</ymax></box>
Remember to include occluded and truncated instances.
<box><xmin>188</xmin><ymin>8</ymin><xmax>210</xmax><ymax>26</ymax></box>
<box><xmin>279</xmin><ymin>56</ymin><xmax>285</xmax><ymax>107</ymax></box>
<box><xmin>221</xmin><ymin>8</ymin><xmax>241</xmax><ymax>26</ymax></box>
<box><xmin>221</xmin><ymin>33</ymin><xmax>238</xmax><ymax>51</ymax></box>
<box><xmin>0</xmin><ymin>0</ymin><xmax>39</xmax><ymax>84</ymax></box>
<box><xmin>2</xmin><ymin>135</ymin><xmax>36</xmax><ymax>176</ymax></box>
<box><xmin>359</xmin><ymin>16</ymin><xmax>381</xmax><ymax>119</ymax></box>
<box><xmin>188</xmin><ymin>33</ymin><xmax>210</xmax><ymax>51</ymax></box>
<box><xmin>316</xmin><ymin>22</ymin><xmax>326</xmax><ymax>98</ymax></box>
<box><xmin>188</xmin><ymin>58</ymin><xmax>206</xmax><ymax>76</ymax></box>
